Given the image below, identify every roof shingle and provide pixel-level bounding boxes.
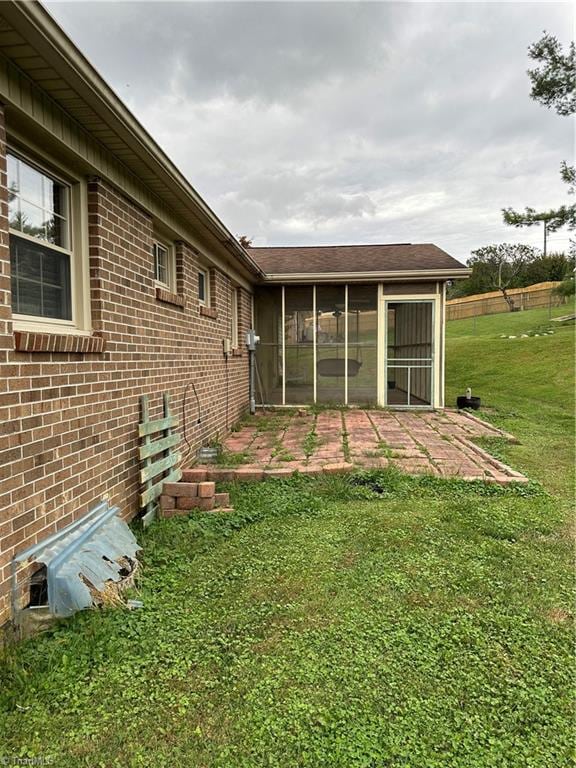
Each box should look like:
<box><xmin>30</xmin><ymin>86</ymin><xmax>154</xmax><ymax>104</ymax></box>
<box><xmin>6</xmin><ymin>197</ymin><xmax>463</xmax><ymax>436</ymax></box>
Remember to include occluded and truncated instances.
<box><xmin>247</xmin><ymin>243</ymin><xmax>467</xmax><ymax>275</ymax></box>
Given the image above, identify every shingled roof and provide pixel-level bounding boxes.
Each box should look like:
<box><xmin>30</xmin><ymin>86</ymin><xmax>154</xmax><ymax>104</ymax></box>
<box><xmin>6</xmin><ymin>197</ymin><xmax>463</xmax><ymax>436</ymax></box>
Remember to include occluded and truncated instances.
<box><xmin>247</xmin><ymin>243</ymin><xmax>468</xmax><ymax>276</ymax></box>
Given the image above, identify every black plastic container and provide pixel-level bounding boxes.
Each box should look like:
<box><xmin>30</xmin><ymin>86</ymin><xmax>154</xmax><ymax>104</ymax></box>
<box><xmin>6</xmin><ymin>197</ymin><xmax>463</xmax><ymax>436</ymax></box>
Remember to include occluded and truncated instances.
<box><xmin>456</xmin><ymin>395</ymin><xmax>481</xmax><ymax>410</ymax></box>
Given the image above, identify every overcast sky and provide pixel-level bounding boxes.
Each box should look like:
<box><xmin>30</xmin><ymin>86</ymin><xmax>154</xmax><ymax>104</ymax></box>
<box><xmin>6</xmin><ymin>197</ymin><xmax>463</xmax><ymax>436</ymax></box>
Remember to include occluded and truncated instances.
<box><xmin>47</xmin><ymin>1</ymin><xmax>573</xmax><ymax>262</ymax></box>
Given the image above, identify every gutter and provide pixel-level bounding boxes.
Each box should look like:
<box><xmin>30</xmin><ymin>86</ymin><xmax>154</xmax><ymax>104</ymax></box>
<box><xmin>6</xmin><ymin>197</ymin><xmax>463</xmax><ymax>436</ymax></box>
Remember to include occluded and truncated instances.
<box><xmin>3</xmin><ymin>1</ymin><xmax>264</xmax><ymax>279</ymax></box>
<box><xmin>260</xmin><ymin>268</ymin><xmax>472</xmax><ymax>284</ymax></box>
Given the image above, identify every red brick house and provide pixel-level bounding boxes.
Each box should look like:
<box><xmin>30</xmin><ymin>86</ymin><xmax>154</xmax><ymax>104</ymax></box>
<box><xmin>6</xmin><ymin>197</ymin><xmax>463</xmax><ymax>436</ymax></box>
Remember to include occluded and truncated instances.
<box><xmin>0</xmin><ymin>2</ymin><xmax>469</xmax><ymax>628</ymax></box>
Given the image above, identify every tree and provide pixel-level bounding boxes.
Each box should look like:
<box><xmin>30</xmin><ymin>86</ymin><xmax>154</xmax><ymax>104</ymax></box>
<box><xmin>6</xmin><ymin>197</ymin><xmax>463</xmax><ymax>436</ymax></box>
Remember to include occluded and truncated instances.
<box><xmin>467</xmin><ymin>244</ymin><xmax>540</xmax><ymax>311</ymax></box>
<box><xmin>560</xmin><ymin>160</ymin><xmax>576</xmax><ymax>192</ymax></box>
<box><xmin>552</xmin><ymin>275</ymin><xmax>575</xmax><ymax>298</ymax></box>
<box><xmin>527</xmin><ymin>32</ymin><xmax>576</xmax><ymax>116</ymax></box>
<box><xmin>502</xmin><ymin>33</ymin><xmax>576</xmax><ymax>250</ymax></box>
<box><xmin>238</xmin><ymin>235</ymin><xmax>253</xmax><ymax>248</ymax></box>
<box><xmin>449</xmin><ymin>249</ymin><xmax>573</xmax><ymax>299</ymax></box>
<box><xmin>501</xmin><ymin>207</ymin><xmax>573</xmax><ymax>254</ymax></box>
<box><xmin>524</xmin><ymin>252</ymin><xmax>575</xmax><ymax>284</ymax></box>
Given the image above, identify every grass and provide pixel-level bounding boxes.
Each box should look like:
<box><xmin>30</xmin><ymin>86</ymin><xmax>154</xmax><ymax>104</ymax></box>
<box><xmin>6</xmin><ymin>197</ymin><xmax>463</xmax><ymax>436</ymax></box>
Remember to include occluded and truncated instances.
<box><xmin>0</xmin><ymin>305</ymin><xmax>573</xmax><ymax>767</ymax></box>
<box><xmin>445</xmin><ymin>303</ymin><xmax>573</xmax><ymax>340</ymax></box>
<box><xmin>446</xmin><ymin>303</ymin><xmax>575</xmax><ymax>499</ymax></box>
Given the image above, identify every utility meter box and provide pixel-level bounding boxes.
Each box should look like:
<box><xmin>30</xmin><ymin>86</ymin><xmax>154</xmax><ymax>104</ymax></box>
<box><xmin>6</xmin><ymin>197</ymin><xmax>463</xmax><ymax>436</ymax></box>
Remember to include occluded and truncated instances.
<box><xmin>245</xmin><ymin>329</ymin><xmax>260</xmax><ymax>351</ymax></box>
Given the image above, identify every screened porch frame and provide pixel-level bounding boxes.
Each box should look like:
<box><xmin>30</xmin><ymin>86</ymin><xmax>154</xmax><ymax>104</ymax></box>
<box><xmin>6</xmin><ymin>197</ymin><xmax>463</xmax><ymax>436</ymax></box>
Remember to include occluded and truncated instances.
<box><xmin>259</xmin><ymin>283</ymin><xmax>445</xmax><ymax>409</ymax></box>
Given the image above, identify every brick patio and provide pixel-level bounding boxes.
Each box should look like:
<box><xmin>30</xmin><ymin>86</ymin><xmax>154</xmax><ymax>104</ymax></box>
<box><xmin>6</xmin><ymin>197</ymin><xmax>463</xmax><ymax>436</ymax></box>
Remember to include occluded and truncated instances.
<box><xmin>187</xmin><ymin>409</ymin><xmax>528</xmax><ymax>485</ymax></box>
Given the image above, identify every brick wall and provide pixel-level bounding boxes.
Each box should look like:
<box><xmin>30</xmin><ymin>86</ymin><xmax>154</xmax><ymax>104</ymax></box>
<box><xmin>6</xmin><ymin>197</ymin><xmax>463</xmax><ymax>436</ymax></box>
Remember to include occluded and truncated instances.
<box><xmin>0</xmin><ymin>115</ymin><xmax>253</xmax><ymax>625</ymax></box>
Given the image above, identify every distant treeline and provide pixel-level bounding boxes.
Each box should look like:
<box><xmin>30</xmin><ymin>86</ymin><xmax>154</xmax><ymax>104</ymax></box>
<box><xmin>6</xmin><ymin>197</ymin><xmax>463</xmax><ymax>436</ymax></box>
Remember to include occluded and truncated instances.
<box><xmin>448</xmin><ymin>252</ymin><xmax>575</xmax><ymax>300</ymax></box>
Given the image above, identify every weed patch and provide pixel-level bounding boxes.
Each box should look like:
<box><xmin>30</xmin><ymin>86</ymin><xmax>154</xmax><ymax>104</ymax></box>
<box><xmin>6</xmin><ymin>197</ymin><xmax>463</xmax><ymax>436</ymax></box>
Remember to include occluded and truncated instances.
<box><xmin>302</xmin><ymin>416</ymin><xmax>319</xmax><ymax>460</ymax></box>
<box><xmin>214</xmin><ymin>448</ymin><xmax>253</xmax><ymax>467</ymax></box>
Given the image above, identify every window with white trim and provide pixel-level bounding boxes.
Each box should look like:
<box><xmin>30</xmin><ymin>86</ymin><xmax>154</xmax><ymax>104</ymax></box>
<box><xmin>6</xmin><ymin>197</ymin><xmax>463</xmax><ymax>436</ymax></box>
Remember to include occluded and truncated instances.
<box><xmin>198</xmin><ymin>268</ymin><xmax>209</xmax><ymax>305</ymax></box>
<box><xmin>153</xmin><ymin>239</ymin><xmax>175</xmax><ymax>290</ymax></box>
<box><xmin>8</xmin><ymin>152</ymin><xmax>73</xmax><ymax>321</ymax></box>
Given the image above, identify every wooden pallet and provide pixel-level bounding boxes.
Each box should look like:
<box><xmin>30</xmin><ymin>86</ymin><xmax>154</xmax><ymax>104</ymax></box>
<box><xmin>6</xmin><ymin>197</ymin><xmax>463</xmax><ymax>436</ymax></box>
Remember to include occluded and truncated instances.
<box><xmin>139</xmin><ymin>393</ymin><xmax>181</xmax><ymax>527</ymax></box>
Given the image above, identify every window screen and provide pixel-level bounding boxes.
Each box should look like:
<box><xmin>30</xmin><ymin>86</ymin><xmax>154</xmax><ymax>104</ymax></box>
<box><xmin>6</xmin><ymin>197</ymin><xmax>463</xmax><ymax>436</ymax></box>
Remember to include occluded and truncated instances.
<box><xmin>10</xmin><ymin>235</ymin><xmax>71</xmax><ymax>320</ymax></box>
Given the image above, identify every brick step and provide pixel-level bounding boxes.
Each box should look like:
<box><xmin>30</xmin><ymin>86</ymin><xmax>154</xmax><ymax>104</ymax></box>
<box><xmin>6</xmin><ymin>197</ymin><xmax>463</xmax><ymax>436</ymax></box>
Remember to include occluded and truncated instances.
<box><xmin>159</xmin><ymin>480</ymin><xmax>231</xmax><ymax>519</ymax></box>
<box><xmin>182</xmin><ymin>464</ymin><xmax>355</xmax><ymax>483</ymax></box>
<box><xmin>181</xmin><ymin>459</ymin><xmax>528</xmax><ymax>486</ymax></box>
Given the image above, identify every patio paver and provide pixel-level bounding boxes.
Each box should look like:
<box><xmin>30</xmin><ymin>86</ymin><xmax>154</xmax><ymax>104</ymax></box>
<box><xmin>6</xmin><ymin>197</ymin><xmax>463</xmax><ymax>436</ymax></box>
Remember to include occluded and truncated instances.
<box><xmin>190</xmin><ymin>409</ymin><xmax>529</xmax><ymax>484</ymax></box>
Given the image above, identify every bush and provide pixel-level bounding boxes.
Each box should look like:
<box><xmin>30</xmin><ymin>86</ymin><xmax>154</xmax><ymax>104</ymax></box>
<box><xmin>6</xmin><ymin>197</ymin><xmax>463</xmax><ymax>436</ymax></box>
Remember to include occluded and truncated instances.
<box><xmin>553</xmin><ymin>276</ymin><xmax>575</xmax><ymax>297</ymax></box>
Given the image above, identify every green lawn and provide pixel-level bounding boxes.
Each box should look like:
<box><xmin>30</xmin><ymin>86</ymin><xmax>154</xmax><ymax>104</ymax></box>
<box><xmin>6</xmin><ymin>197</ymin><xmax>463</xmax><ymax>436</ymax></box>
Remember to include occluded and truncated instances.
<box><xmin>446</xmin><ymin>304</ymin><xmax>575</xmax><ymax>499</ymax></box>
<box><xmin>1</xmin><ymin>306</ymin><xmax>574</xmax><ymax>768</ymax></box>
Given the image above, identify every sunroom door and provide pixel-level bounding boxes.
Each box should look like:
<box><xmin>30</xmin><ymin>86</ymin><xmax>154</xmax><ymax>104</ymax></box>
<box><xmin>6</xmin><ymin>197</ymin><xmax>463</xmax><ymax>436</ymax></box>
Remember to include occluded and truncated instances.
<box><xmin>385</xmin><ymin>300</ymin><xmax>434</xmax><ymax>407</ymax></box>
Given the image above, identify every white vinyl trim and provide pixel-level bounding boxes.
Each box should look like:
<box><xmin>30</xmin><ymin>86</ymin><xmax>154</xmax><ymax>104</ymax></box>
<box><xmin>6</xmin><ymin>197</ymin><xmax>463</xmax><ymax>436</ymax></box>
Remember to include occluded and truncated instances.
<box><xmin>9</xmin><ymin>228</ymin><xmax>72</xmax><ymax>257</ymax></box>
<box><xmin>12</xmin><ymin>316</ymin><xmax>81</xmax><ymax>334</ymax></box>
<box><xmin>434</xmin><ymin>296</ymin><xmax>442</xmax><ymax>408</ymax></box>
<box><xmin>152</xmin><ymin>238</ymin><xmax>176</xmax><ymax>292</ymax></box>
<box><xmin>312</xmin><ymin>285</ymin><xmax>317</xmax><ymax>404</ymax></box>
<box><xmin>263</xmin><ymin>269</ymin><xmax>471</xmax><ymax>283</ymax></box>
<box><xmin>281</xmin><ymin>285</ymin><xmax>286</xmax><ymax>405</ymax></box>
<box><xmin>441</xmin><ymin>282</ymin><xmax>446</xmax><ymax>408</ymax></box>
<box><xmin>198</xmin><ymin>267</ymin><xmax>210</xmax><ymax>306</ymax></box>
<box><xmin>344</xmin><ymin>283</ymin><xmax>349</xmax><ymax>405</ymax></box>
<box><xmin>7</xmin><ymin>144</ymin><xmax>91</xmax><ymax>332</ymax></box>
<box><xmin>377</xmin><ymin>283</ymin><xmax>385</xmax><ymax>405</ymax></box>
<box><xmin>381</xmin><ymin>296</ymin><xmax>441</xmax><ymax>409</ymax></box>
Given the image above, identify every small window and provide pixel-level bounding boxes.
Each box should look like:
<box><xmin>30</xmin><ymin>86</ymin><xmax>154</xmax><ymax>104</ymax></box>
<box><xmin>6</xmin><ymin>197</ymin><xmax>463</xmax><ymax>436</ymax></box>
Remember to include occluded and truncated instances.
<box><xmin>153</xmin><ymin>240</ymin><xmax>175</xmax><ymax>290</ymax></box>
<box><xmin>198</xmin><ymin>268</ymin><xmax>209</xmax><ymax>305</ymax></box>
<box><xmin>9</xmin><ymin>152</ymin><xmax>72</xmax><ymax>321</ymax></box>
<box><xmin>231</xmin><ymin>287</ymin><xmax>239</xmax><ymax>348</ymax></box>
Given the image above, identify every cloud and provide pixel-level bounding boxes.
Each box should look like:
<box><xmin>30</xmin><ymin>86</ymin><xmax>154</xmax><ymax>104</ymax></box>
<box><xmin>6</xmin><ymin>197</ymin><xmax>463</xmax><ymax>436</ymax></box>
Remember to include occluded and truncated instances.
<box><xmin>47</xmin><ymin>1</ymin><xmax>574</xmax><ymax>260</ymax></box>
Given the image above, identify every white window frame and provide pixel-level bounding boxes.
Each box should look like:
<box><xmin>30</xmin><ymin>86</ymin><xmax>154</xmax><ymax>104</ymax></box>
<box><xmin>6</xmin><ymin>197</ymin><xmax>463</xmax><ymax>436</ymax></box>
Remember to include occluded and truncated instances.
<box><xmin>152</xmin><ymin>238</ymin><xmax>176</xmax><ymax>292</ymax></box>
<box><xmin>198</xmin><ymin>267</ymin><xmax>210</xmax><ymax>306</ymax></box>
<box><xmin>231</xmin><ymin>286</ymin><xmax>239</xmax><ymax>348</ymax></box>
<box><xmin>8</xmin><ymin>145</ymin><xmax>91</xmax><ymax>335</ymax></box>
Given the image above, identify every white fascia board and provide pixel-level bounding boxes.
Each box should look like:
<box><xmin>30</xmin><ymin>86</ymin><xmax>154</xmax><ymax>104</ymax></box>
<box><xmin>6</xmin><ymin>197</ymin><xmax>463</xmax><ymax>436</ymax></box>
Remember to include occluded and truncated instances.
<box><xmin>261</xmin><ymin>269</ymin><xmax>472</xmax><ymax>284</ymax></box>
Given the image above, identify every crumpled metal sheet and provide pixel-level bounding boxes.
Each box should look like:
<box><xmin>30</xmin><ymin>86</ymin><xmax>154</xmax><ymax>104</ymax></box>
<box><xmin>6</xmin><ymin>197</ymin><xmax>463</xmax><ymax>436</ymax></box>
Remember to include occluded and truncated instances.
<box><xmin>30</xmin><ymin>502</ymin><xmax>140</xmax><ymax>617</ymax></box>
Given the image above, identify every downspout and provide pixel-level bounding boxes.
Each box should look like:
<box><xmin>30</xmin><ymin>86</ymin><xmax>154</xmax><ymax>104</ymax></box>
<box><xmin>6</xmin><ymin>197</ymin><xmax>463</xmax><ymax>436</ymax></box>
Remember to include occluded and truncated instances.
<box><xmin>249</xmin><ymin>346</ymin><xmax>256</xmax><ymax>415</ymax></box>
<box><xmin>246</xmin><ymin>329</ymin><xmax>259</xmax><ymax>415</ymax></box>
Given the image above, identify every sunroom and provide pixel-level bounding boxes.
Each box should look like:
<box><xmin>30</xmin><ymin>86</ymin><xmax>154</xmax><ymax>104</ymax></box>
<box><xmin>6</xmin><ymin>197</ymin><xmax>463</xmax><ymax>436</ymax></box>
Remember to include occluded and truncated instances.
<box><xmin>248</xmin><ymin>244</ymin><xmax>470</xmax><ymax>409</ymax></box>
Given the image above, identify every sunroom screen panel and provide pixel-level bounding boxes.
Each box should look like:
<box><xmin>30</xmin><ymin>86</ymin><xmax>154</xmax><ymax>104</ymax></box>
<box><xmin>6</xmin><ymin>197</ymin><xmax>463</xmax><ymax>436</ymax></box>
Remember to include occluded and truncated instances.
<box><xmin>316</xmin><ymin>285</ymin><xmax>345</xmax><ymax>404</ymax></box>
<box><xmin>347</xmin><ymin>285</ymin><xmax>378</xmax><ymax>404</ymax></box>
<box><xmin>254</xmin><ymin>286</ymin><xmax>282</xmax><ymax>404</ymax></box>
<box><xmin>284</xmin><ymin>286</ymin><xmax>314</xmax><ymax>404</ymax></box>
